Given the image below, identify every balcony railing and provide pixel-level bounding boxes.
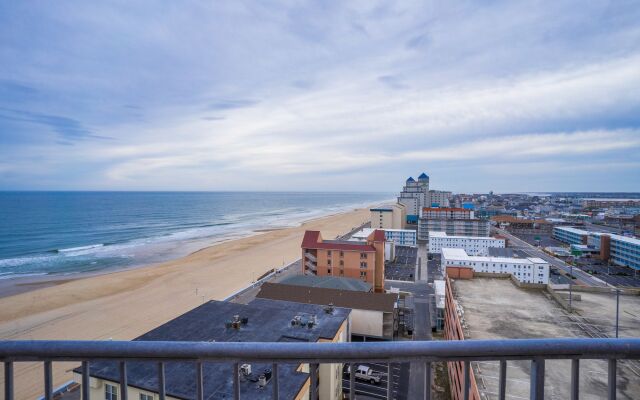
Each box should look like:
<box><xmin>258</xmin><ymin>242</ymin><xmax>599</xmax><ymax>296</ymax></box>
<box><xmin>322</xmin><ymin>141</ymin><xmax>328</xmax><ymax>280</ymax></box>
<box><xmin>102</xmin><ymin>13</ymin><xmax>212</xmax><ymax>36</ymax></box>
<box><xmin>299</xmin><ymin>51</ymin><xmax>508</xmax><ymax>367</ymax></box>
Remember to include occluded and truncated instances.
<box><xmin>1</xmin><ymin>338</ymin><xmax>639</xmax><ymax>400</ymax></box>
<box><xmin>304</xmin><ymin>252</ymin><xmax>317</xmax><ymax>263</ymax></box>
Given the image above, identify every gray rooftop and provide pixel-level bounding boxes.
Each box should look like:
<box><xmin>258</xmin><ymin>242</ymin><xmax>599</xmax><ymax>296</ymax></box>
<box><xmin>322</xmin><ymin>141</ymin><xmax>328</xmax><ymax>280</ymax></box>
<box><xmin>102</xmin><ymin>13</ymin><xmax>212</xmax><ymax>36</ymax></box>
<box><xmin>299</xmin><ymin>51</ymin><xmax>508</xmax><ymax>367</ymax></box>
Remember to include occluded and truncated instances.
<box><xmin>77</xmin><ymin>300</ymin><xmax>350</xmax><ymax>399</ymax></box>
<box><xmin>487</xmin><ymin>247</ymin><xmax>530</xmax><ymax>258</ymax></box>
<box><xmin>279</xmin><ymin>274</ymin><xmax>373</xmax><ymax>292</ymax></box>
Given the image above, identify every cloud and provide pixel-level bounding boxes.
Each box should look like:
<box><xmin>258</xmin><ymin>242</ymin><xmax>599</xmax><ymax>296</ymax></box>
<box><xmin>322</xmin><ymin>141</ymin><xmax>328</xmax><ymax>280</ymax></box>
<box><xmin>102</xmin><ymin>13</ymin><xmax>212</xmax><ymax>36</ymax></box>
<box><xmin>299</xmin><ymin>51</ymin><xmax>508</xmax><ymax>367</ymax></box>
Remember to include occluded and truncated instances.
<box><xmin>0</xmin><ymin>1</ymin><xmax>639</xmax><ymax>191</ymax></box>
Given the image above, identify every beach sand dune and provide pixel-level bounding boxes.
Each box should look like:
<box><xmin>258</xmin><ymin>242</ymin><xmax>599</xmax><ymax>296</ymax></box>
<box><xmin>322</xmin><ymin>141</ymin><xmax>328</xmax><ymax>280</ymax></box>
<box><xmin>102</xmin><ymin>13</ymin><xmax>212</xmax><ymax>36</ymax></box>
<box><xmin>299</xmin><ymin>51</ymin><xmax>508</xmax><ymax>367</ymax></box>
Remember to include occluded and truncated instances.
<box><xmin>0</xmin><ymin>207</ymin><xmax>370</xmax><ymax>399</ymax></box>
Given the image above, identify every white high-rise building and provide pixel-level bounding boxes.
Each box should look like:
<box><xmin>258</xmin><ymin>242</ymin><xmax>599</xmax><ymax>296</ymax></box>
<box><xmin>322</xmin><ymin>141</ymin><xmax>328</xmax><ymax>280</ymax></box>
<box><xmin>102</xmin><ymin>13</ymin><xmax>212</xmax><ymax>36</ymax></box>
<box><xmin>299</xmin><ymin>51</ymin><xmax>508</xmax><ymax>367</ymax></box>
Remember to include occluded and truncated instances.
<box><xmin>428</xmin><ymin>231</ymin><xmax>505</xmax><ymax>255</ymax></box>
<box><xmin>397</xmin><ymin>172</ymin><xmax>429</xmax><ymax>224</ymax></box>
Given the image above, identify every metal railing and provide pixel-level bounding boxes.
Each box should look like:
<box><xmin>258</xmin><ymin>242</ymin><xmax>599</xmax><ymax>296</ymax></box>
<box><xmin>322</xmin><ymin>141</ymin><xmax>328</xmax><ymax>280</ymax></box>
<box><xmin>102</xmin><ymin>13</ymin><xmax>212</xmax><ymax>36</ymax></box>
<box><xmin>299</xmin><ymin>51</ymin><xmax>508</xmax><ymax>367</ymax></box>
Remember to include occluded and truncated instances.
<box><xmin>2</xmin><ymin>338</ymin><xmax>640</xmax><ymax>400</ymax></box>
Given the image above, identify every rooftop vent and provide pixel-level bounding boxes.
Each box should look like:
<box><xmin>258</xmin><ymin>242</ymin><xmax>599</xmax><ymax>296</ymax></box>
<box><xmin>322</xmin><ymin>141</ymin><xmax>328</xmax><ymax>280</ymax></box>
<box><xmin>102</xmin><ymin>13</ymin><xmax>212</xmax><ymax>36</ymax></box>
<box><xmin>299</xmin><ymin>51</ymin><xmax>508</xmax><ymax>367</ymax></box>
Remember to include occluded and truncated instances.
<box><xmin>240</xmin><ymin>364</ymin><xmax>252</xmax><ymax>377</ymax></box>
<box><xmin>324</xmin><ymin>303</ymin><xmax>335</xmax><ymax>314</ymax></box>
<box><xmin>226</xmin><ymin>315</ymin><xmax>249</xmax><ymax>329</ymax></box>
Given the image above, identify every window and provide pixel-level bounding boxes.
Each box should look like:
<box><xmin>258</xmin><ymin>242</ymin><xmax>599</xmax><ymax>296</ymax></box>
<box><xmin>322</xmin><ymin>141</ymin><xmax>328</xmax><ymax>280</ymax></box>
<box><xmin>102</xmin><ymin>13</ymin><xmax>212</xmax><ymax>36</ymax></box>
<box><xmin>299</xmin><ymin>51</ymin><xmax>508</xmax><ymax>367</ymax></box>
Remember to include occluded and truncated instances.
<box><xmin>339</xmin><ymin>260</ymin><xmax>344</xmax><ymax>266</ymax></box>
<box><xmin>360</xmin><ymin>261</ymin><xmax>367</xmax><ymax>268</ymax></box>
<box><xmin>340</xmin><ymin>251</ymin><xmax>344</xmax><ymax>257</ymax></box>
<box><xmin>327</xmin><ymin>259</ymin><xmax>332</xmax><ymax>266</ymax></box>
<box><xmin>360</xmin><ymin>271</ymin><xmax>367</xmax><ymax>278</ymax></box>
<box><xmin>327</xmin><ymin>268</ymin><xmax>332</xmax><ymax>274</ymax></box>
<box><xmin>140</xmin><ymin>395</ymin><xmax>153</xmax><ymax>400</ymax></box>
<box><xmin>360</xmin><ymin>253</ymin><xmax>367</xmax><ymax>259</ymax></box>
<box><xmin>105</xmin><ymin>384</ymin><xmax>118</xmax><ymax>400</ymax></box>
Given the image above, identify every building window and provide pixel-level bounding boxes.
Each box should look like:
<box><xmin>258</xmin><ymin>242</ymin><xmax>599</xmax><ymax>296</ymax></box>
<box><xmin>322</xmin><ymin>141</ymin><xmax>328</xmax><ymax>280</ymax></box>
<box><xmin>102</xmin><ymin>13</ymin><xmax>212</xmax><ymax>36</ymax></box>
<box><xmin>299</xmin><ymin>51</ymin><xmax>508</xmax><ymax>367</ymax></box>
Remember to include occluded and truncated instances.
<box><xmin>340</xmin><ymin>270</ymin><xmax>344</xmax><ymax>276</ymax></box>
<box><xmin>360</xmin><ymin>271</ymin><xmax>367</xmax><ymax>278</ymax></box>
<box><xmin>105</xmin><ymin>384</ymin><xmax>118</xmax><ymax>400</ymax></box>
<box><xmin>327</xmin><ymin>259</ymin><xmax>332</xmax><ymax>266</ymax></box>
<box><xmin>360</xmin><ymin>261</ymin><xmax>367</xmax><ymax>268</ymax></box>
<box><xmin>327</xmin><ymin>250</ymin><xmax>332</xmax><ymax>256</ymax></box>
<box><xmin>339</xmin><ymin>260</ymin><xmax>344</xmax><ymax>266</ymax></box>
<box><xmin>140</xmin><ymin>395</ymin><xmax>153</xmax><ymax>400</ymax></box>
<box><xmin>328</xmin><ymin>268</ymin><xmax>332</xmax><ymax>274</ymax></box>
<box><xmin>340</xmin><ymin>251</ymin><xmax>344</xmax><ymax>257</ymax></box>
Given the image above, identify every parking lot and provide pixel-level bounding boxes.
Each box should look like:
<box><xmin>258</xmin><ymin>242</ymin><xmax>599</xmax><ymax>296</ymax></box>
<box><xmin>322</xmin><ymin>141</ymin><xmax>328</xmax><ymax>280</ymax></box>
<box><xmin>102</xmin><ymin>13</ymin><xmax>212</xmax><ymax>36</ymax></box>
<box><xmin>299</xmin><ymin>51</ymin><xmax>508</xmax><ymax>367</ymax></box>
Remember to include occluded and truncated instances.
<box><xmin>385</xmin><ymin>246</ymin><xmax>417</xmax><ymax>282</ymax></box>
<box><xmin>342</xmin><ymin>362</ymin><xmax>409</xmax><ymax>400</ymax></box>
<box><xmin>513</xmin><ymin>232</ymin><xmax>564</xmax><ymax>248</ymax></box>
<box><xmin>575</xmin><ymin>258</ymin><xmax>640</xmax><ymax>288</ymax></box>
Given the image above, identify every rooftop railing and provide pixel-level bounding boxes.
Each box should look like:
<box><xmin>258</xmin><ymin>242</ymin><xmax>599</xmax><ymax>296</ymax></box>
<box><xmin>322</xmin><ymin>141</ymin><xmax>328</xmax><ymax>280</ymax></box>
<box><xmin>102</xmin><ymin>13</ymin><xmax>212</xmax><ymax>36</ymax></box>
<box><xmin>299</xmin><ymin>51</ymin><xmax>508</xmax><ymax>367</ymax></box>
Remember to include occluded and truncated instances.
<box><xmin>2</xmin><ymin>338</ymin><xmax>640</xmax><ymax>400</ymax></box>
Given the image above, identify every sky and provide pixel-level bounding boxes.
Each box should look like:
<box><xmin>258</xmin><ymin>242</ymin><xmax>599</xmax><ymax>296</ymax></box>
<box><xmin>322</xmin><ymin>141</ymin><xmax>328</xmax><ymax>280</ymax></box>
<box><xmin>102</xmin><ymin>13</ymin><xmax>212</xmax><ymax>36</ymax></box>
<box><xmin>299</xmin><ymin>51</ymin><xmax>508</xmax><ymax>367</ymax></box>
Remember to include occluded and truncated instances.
<box><xmin>1</xmin><ymin>1</ymin><xmax>640</xmax><ymax>193</ymax></box>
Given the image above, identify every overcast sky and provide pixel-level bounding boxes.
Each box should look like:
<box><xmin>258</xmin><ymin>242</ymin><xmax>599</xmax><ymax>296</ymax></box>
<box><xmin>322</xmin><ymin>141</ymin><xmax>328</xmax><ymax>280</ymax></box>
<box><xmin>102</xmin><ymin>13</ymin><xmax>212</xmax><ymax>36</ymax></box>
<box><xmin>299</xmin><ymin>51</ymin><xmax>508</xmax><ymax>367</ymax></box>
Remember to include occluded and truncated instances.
<box><xmin>1</xmin><ymin>1</ymin><xmax>639</xmax><ymax>193</ymax></box>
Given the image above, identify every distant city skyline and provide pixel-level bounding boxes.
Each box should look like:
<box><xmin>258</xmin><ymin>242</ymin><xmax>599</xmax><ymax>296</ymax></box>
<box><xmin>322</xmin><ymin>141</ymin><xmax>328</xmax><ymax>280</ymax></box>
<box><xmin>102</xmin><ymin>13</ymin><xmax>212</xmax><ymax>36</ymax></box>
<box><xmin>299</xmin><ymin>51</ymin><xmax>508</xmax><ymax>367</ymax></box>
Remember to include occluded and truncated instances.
<box><xmin>1</xmin><ymin>2</ymin><xmax>639</xmax><ymax>192</ymax></box>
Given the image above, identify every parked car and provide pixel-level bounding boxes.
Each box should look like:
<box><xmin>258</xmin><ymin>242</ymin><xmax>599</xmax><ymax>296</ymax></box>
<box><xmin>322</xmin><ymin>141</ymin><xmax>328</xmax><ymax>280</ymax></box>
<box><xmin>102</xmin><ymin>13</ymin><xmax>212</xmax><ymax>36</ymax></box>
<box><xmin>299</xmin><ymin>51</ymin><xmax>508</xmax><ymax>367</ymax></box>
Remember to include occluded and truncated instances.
<box><xmin>345</xmin><ymin>364</ymin><xmax>383</xmax><ymax>385</ymax></box>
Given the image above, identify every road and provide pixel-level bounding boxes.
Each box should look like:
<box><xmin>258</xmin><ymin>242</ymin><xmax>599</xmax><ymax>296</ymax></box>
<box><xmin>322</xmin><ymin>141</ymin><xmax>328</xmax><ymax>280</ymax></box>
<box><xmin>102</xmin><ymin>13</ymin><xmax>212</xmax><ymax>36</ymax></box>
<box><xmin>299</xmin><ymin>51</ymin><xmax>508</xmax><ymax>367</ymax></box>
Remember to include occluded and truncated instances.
<box><xmin>494</xmin><ymin>228</ymin><xmax>608</xmax><ymax>287</ymax></box>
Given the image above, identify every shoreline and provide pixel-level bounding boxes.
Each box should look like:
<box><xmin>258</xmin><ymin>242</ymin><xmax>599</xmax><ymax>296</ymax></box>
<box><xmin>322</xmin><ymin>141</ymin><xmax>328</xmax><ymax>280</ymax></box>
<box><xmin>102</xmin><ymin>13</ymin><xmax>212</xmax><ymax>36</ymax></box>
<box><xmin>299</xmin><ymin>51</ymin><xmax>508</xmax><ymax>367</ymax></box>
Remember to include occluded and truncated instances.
<box><xmin>0</xmin><ymin>205</ymin><xmax>373</xmax><ymax>399</ymax></box>
<box><xmin>0</xmin><ymin>202</ymin><xmax>386</xmax><ymax>300</ymax></box>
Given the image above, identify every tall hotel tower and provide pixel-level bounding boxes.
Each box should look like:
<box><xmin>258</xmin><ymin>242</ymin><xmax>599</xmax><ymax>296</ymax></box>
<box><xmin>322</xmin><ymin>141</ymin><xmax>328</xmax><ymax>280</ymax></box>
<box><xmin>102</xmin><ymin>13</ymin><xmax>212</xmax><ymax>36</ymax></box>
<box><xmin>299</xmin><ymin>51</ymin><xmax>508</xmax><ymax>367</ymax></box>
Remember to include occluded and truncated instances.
<box><xmin>397</xmin><ymin>172</ymin><xmax>429</xmax><ymax>224</ymax></box>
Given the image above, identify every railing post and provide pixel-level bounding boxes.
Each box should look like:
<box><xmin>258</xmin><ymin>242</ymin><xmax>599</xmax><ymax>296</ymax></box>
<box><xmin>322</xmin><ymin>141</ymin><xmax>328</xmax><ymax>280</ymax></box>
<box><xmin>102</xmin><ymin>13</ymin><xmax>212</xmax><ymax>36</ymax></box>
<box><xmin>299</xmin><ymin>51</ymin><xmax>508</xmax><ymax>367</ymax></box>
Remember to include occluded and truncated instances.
<box><xmin>4</xmin><ymin>361</ymin><xmax>14</xmax><ymax>400</ymax></box>
<box><xmin>158</xmin><ymin>362</ymin><xmax>165</xmax><ymax>400</ymax></box>
<box><xmin>310</xmin><ymin>363</ymin><xmax>318</xmax><ymax>400</ymax></box>
<box><xmin>530</xmin><ymin>358</ymin><xmax>545</xmax><ymax>400</ymax></box>
<box><xmin>387</xmin><ymin>363</ymin><xmax>392</xmax><ymax>399</ymax></box>
<box><xmin>463</xmin><ymin>361</ymin><xmax>470</xmax><ymax>400</ymax></box>
<box><xmin>608</xmin><ymin>359</ymin><xmax>616</xmax><ymax>400</ymax></box>
<box><xmin>196</xmin><ymin>362</ymin><xmax>204</xmax><ymax>400</ymax></box>
<box><xmin>349</xmin><ymin>363</ymin><xmax>355</xmax><ymax>400</ymax></box>
<box><xmin>272</xmin><ymin>363</ymin><xmax>279</xmax><ymax>399</ymax></box>
<box><xmin>424</xmin><ymin>361</ymin><xmax>431</xmax><ymax>400</ymax></box>
<box><xmin>44</xmin><ymin>361</ymin><xmax>53</xmax><ymax>400</ymax></box>
<box><xmin>82</xmin><ymin>361</ymin><xmax>90</xmax><ymax>400</ymax></box>
<box><xmin>120</xmin><ymin>361</ymin><xmax>128</xmax><ymax>400</ymax></box>
<box><xmin>570</xmin><ymin>359</ymin><xmax>579</xmax><ymax>400</ymax></box>
<box><xmin>499</xmin><ymin>360</ymin><xmax>507</xmax><ymax>400</ymax></box>
<box><xmin>233</xmin><ymin>363</ymin><xmax>240</xmax><ymax>400</ymax></box>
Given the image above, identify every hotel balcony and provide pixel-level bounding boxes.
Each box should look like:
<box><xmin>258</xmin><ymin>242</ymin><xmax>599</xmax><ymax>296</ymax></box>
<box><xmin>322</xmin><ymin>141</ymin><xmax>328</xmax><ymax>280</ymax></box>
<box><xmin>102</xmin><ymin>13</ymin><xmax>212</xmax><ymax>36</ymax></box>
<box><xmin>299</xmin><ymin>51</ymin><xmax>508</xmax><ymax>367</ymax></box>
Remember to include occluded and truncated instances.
<box><xmin>1</xmin><ymin>338</ymin><xmax>639</xmax><ymax>400</ymax></box>
<box><xmin>304</xmin><ymin>252</ymin><xmax>317</xmax><ymax>262</ymax></box>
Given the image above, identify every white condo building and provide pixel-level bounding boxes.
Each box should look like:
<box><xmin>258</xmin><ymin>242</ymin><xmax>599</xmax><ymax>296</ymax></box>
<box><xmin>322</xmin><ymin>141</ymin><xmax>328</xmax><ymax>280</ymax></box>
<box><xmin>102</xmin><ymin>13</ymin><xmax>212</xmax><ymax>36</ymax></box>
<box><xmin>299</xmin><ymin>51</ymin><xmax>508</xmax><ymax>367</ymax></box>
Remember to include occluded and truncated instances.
<box><xmin>442</xmin><ymin>247</ymin><xmax>549</xmax><ymax>284</ymax></box>
<box><xmin>428</xmin><ymin>231</ymin><xmax>505</xmax><ymax>255</ymax></box>
<box><xmin>351</xmin><ymin>228</ymin><xmax>417</xmax><ymax>247</ymax></box>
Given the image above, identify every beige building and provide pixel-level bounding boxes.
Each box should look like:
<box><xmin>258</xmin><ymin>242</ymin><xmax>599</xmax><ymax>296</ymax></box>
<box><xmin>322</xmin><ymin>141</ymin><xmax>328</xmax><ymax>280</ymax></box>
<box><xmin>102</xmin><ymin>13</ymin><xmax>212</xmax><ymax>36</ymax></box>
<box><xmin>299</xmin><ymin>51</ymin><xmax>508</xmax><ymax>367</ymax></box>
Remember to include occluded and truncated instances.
<box><xmin>257</xmin><ymin>282</ymin><xmax>399</xmax><ymax>339</ymax></box>
<box><xmin>370</xmin><ymin>203</ymin><xmax>406</xmax><ymax>229</ymax></box>
<box><xmin>74</xmin><ymin>299</ymin><xmax>351</xmax><ymax>400</ymax></box>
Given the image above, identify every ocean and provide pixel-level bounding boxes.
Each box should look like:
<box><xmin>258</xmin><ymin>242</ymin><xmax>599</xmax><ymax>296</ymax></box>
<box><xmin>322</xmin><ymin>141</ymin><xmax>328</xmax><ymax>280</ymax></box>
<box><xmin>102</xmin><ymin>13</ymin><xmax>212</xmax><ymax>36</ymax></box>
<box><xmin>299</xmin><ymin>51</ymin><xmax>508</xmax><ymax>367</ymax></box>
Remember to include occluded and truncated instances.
<box><xmin>0</xmin><ymin>191</ymin><xmax>393</xmax><ymax>280</ymax></box>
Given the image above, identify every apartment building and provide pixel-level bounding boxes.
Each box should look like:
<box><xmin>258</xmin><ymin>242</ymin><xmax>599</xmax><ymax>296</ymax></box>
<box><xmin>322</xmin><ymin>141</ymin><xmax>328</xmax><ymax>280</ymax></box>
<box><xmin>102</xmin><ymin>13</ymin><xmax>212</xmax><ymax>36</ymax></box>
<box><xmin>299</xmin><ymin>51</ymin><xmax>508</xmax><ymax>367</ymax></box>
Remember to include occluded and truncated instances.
<box><xmin>422</xmin><ymin>207</ymin><xmax>473</xmax><ymax>220</ymax></box>
<box><xmin>428</xmin><ymin>190</ymin><xmax>452</xmax><ymax>207</ymax></box>
<box><xmin>428</xmin><ymin>231</ymin><xmax>505</xmax><ymax>255</ymax></box>
<box><xmin>370</xmin><ymin>203</ymin><xmax>406</xmax><ymax>229</ymax></box>
<box><xmin>75</xmin><ymin>299</ymin><xmax>350</xmax><ymax>400</ymax></box>
<box><xmin>302</xmin><ymin>230</ymin><xmax>386</xmax><ymax>293</ymax></box>
<box><xmin>557</xmin><ymin>228</ymin><xmax>640</xmax><ymax>270</ymax></box>
<box><xmin>553</xmin><ymin>226</ymin><xmax>589</xmax><ymax>245</ymax></box>
<box><xmin>418</xmin><ymin>218</ymin><xmax>490</xmax><ymax>240</ymax></box>
<box><xmin>442</xmin><ymin>247</ymin><xmax>549</xmax><ymax>284</ymax></box>
<box><xmin>352</xmin><ymin>228</ymin><xmax>417</xmax><ymax>247</ymax></box>
<box><xmin>397</xmin><ymin>173</ymin><xmax>430</xmax><ymax>224</ymax></box>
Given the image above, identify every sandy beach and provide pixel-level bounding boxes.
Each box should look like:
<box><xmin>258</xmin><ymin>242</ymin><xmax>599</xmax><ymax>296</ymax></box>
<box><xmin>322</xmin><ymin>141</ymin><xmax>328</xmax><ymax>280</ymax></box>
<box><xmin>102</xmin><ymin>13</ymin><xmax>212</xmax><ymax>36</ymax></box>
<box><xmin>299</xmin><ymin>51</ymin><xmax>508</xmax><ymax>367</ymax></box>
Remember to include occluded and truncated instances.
<box><xmin>0</xmin><ymin>207</ymin><xmax>370</xmax><ymax>399</ymax></box>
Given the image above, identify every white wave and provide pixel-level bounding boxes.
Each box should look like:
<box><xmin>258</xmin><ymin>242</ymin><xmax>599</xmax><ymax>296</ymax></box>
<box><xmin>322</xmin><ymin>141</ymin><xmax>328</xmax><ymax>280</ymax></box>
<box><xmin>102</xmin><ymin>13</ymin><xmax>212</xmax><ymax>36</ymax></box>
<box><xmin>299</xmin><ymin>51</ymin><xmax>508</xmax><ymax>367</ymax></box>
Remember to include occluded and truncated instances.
<box><xmin>58</xmin><ymin>244</ymin><xmax>104</xmax><ymax>253</ymax></box>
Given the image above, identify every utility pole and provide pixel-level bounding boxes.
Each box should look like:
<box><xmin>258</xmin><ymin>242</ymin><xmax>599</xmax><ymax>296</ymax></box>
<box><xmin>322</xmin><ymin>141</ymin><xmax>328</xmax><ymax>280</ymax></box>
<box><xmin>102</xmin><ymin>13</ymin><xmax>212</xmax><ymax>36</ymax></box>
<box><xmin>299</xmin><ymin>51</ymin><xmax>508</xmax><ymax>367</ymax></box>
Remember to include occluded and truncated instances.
<box><xmin>569</xmin><ymin>264</ymin><xmax>573</xmax><ymax>313</ymax></box>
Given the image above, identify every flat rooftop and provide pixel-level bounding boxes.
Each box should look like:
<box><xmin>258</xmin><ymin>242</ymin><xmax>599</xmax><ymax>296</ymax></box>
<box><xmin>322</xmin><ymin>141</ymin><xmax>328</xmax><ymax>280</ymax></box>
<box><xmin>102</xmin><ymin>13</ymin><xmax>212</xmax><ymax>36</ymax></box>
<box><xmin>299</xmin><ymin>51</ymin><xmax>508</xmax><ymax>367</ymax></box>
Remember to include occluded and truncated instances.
<box><xmin>429</xmin><ymin>231</ymin><xmax>498</xmax><ymax>240</ymax></box>
<box><xmin>279</xmin><ymin>274</ymin><xmax>372</xmax><ymax>292</ymax></box>
<box><xmin>79</xmin><ymin>299</ymin><xmax>349</xmax><ymax>399</ymax></box>
<box><xmin>554</xmin><ymin>226</ymin><xmax>589</xmax><ymax>235</ymax></box>
<box><xmin>256</xmin><ymin>282</ymin><xmax>396</xmax><ymax>312</ymax></box>
<box><xmin>453</xmin><ymin>278</ymin><xmax>640</xmax><ymax>398</ymax></box>
<box><xmin>442</xmin><ymin>247</ymin><xmax>546</xmax><ymax>264</ymax></box>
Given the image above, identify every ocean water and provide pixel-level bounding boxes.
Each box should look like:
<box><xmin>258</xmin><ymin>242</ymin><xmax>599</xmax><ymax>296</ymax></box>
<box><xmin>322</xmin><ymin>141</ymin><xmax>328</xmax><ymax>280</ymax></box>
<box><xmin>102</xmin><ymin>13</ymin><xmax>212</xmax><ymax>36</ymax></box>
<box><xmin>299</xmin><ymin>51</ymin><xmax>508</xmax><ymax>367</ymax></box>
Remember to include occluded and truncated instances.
<box><xmin>0</xmin><ymin>192</ymin><xmax>392</xmax><ymax>280</ymax></box>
